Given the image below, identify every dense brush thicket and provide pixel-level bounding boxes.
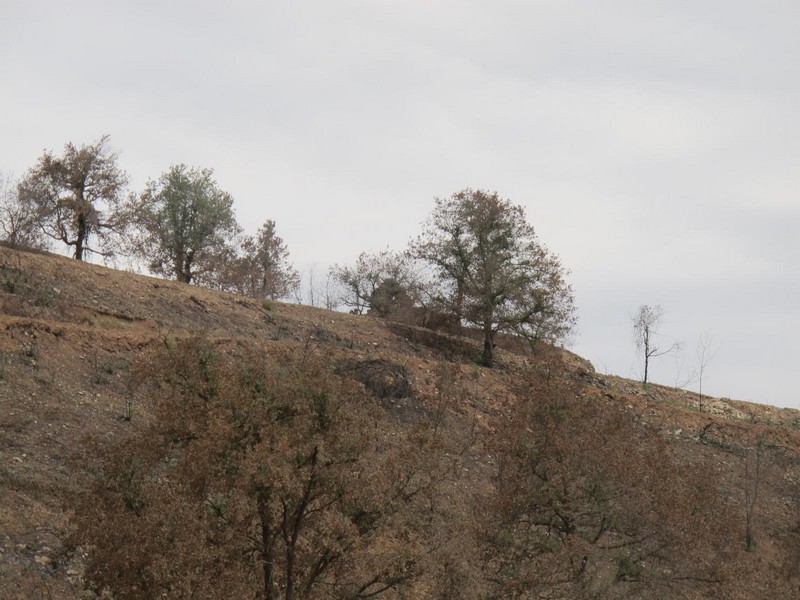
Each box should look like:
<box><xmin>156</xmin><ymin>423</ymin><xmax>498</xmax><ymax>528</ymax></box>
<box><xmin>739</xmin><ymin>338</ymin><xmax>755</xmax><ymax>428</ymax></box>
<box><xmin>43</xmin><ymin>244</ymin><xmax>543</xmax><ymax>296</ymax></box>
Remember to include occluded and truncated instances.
<box><xmin>67</xmin><ymin>337</ymin><xmax>792</xmax><ymax>599</ymax></box>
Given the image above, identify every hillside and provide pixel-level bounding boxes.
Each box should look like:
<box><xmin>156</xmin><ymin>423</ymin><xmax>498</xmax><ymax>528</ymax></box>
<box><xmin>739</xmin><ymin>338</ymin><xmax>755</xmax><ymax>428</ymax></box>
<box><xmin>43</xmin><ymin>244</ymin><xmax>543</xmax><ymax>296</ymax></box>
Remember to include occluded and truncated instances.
<box><xmin>2</xmin><ymin>245</ymin><xmax>800</xmax><ymax>599</ymax></box>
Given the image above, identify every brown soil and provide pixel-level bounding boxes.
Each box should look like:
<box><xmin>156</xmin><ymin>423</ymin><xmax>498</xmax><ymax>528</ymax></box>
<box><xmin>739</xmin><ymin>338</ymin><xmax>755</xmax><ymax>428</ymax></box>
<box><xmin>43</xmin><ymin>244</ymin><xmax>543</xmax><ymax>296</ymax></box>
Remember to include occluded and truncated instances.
<box><xmin>2</xmin><ymin>245</ymin><xmax>800</xmax><ymax>598</ymax></box>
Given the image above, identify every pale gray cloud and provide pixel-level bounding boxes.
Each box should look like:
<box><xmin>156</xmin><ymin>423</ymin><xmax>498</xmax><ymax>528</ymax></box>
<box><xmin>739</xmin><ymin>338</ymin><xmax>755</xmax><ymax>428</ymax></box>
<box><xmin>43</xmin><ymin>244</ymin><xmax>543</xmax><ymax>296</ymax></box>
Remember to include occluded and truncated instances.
<box><xmin>2</xmin><ymin>0</ymin><xmax>798</xmax><ymax>406</ymax></box>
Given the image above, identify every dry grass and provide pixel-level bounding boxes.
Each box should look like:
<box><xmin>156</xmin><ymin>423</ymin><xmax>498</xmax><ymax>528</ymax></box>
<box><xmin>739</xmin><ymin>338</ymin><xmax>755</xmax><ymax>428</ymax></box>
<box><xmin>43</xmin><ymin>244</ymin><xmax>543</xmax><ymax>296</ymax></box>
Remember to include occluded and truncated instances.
<box><xmin>2</xmin><ymin>245</ymin><xmax>800</xmax><ymax>597</ymax></box>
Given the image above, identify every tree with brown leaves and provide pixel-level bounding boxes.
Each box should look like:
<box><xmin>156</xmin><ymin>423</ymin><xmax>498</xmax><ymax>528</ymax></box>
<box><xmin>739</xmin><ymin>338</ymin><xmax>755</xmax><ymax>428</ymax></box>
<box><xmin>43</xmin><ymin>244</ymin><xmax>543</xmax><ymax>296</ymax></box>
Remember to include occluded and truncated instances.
<box><xmin>222</xmin><ymin>220</ymin><xmax>299</xmax><ymax>299</ymax></box>
<box><xmin>410</xmin><ymin>189</ymin><xmax>575</xmax><ymax>367</ymax></box>
<box><xmin>16</xmin><ymin>135</ymin><xmax>128</xmax><ymax>259</ymax></box>
<box><xmin>69</xmin><ymin>338</ymin><xmax>462</xmax><ymax>599</ymax></box>
<box><xmin>483</xmin><ymin>356</ymin><xmax>732</xmax><ymax>598</ymax></box>
<box><xmin>0</xmin><ymin>171</ymin><xmax>49</xmax><ymax>250</ymax></box>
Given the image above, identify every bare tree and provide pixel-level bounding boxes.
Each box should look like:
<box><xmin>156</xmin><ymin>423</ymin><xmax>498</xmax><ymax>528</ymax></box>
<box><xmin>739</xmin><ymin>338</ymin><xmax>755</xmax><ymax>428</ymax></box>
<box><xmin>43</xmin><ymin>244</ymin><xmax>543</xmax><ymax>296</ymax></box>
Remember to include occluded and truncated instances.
<box><xmin>306</xmin><ymin>262</ymin><xmax>322</xmax><ymax>307</ymax></box>
<box><xmin>323</xmin><ymin>271</ymin><xmax>341</xmax><ymax>310</ymax></box>
<box><xmin>292</xmin><ymin>262</ymin><xmax>336</xmax><ymax>308</ymax></box>
<box><xmin>0</xmin><ymin>171</ymin><xmax>49</xmax><ymax>250</ymax></box>
<box><xmin>330</xmin><ymin>249</ymin><xmax>420</xmax><ymax>316</ymax></box>
<box><xmin>671</xmin><ymin>345</ymin><xmax>694</xmax><ymax>391</ymax></box>
<box><xmin>291</xmin><ymin>270</ymin><xmax>305</xmax><ymax>305</ymax></box>
<box><xmin>632</xmin><ymin>305</ymin><xmax>679</xmax><ymax>385</ymax></box>
<box><xmin>16</xmin><ymin>135</ymin><xmax>129</xmax><ymax>260</ymax></box>
<box><xmin>696</xmin><ymin>332</ymin><xmax>719</xmax><ymax>413</ymax></box>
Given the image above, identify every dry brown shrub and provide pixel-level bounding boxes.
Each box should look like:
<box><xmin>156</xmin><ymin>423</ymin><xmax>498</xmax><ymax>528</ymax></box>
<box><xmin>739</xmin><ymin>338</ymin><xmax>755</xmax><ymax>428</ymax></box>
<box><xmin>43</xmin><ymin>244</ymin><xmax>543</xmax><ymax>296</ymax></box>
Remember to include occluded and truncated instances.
<box><xmin>68</xmin><ymin>337</ymin><xmax>466</xmax><ymax>599</ymax></box>
<box><xmin>481</xmin><ymin>356</ymin><xmax>733</xmax><ymax>599</ymax></box>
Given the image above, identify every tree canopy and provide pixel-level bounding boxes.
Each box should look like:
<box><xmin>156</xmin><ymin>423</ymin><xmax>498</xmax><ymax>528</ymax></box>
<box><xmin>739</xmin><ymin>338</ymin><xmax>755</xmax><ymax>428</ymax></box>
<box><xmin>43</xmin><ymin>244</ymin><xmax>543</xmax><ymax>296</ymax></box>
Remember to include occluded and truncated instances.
<box><xmin>223</xmin><ymin>220</ymin><xmax>299</xmax><ymax>299</ymax></box>
<box><xmin>16</xmin><ymin>135</ymin><xmax>128</xmax><ymax>259</ymax></box>
<box><xmin>132</xmin><ymin>164</ymin><xmax>240</xmax><ymax>284</ymax></box>
<box><xmin>411</xmin><ymin>189</ymin><xmax>575</xmax><ymax>366</ymax></box>
<box><xmin>0</xmin><ymin>171</ymin><xmax>48</xmax><ymax>250</ymax></box>
<box><xmin>330</xmin><ymin>249</ymin><xmax>419</xmax><ymax>316</ymax></box>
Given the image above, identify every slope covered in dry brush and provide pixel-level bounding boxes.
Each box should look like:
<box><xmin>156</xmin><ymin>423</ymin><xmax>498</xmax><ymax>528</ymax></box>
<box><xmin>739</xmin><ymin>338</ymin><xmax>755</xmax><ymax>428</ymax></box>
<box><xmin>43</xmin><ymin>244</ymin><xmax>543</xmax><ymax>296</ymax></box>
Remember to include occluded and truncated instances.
<box><xmin>2</xmin><ymin>245</ymin><xmax>800</xmax><ymax>599</ymax></box>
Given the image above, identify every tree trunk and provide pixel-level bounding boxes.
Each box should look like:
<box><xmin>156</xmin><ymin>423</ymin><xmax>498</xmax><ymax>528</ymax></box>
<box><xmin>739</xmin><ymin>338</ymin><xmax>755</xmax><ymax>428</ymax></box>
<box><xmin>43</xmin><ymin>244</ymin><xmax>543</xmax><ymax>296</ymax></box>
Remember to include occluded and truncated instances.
<box><xmin>174</xmin><ymin>250</ymin><xmax>188</xmax><ymax>283</ymax></box>
<box><xmin>183</xmin><ymin>250</ymin><xmax>194</xmax><ymax>284</ymax></box>
<box><xmin>285</xmin><ymin>447</ymin><xmax>318</xmax><ymax>600</ymax></box>
<box><xmin>454</xmin><ymin>282</ymin><xmax>464</xmax><ymax>322</ymax></box>
<box><xmin>643</xmin><ymin>325</ymin><xmax>650</xmax><ymax>384</ymax></box>
<box><xmin>258</xmin><ymin>491</ymin><xmax>275</xmax><ymax>600</ymax></box>
<box><xmin>482</xmin><ymin>321</ymin><xmax>495</xmax><ymax>368</ymax></box>
<box><xmin>643</xmin><ymin>353</ymin><xmax>649</xmax><ymax>385</ymax></box>
<box><xmin>75</xmin><ymin>214</ymin><xmax>86</xmax><ymax>261</ymax></box>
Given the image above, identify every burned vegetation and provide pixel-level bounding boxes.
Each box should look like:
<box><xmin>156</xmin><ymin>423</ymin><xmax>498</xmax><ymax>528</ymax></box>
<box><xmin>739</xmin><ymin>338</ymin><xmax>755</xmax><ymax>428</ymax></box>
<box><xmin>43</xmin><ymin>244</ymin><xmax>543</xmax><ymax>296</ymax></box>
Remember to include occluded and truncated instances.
<box><xmin>2</xmin><ymin>246</ymin><xmax>800</xmax><ymax>599</ymax></box>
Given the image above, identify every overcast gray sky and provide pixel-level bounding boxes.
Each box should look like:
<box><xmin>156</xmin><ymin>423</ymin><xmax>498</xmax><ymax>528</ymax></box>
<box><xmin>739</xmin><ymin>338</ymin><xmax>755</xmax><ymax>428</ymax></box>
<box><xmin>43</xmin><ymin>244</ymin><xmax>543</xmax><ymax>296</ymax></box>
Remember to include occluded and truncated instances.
<box><xmin>2</xmin><ymin>1</ymin><xmax>799</xmax><ymax>407</ymax></box>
